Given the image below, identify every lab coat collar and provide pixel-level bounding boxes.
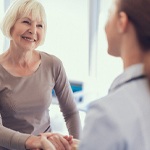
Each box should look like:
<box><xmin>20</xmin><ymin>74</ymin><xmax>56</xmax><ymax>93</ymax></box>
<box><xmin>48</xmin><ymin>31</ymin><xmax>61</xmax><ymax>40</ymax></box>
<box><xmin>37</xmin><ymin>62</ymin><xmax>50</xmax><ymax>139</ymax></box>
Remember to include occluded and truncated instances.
<box><xmin>109</xmin><ymin>63</ymin><xmax>145</xmax><ymax>92</ymax></box>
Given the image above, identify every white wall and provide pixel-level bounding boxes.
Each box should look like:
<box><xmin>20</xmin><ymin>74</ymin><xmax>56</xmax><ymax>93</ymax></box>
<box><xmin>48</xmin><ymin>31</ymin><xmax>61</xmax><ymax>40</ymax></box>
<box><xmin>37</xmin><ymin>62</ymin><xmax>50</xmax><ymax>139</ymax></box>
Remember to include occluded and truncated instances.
<box><xmin>97</xmin><ymin>0</ymin><xmax>123</xmax><ymax>97</ymax></box>
<box><xmin>0</xmin><ymin>0</ymin><xmax>4</xmax><ymax>54</ymax></box>
<box><xmin>39</xmin><ymin>0</ymin><xmax>89</xmax><ymax>83</ymax></box>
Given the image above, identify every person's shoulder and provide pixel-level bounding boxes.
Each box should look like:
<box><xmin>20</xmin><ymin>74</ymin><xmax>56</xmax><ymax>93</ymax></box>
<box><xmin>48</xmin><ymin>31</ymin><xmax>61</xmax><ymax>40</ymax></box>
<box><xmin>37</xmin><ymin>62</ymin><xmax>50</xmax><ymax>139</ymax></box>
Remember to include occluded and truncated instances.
<box><xmin>88</xmin><ymin>90</ymin><xmax>141</xmax><ymax>127</ymax></box>
<box><xmin>89</xmin><ymin>91</ymin><xmax>131</xmax><ymax>114</ymax></box>
<box><xmin>0</xmin><ymin>53</ymin><xmax>6</xmax><ymax>72</ymax></box>
<box><xmin>40</xmin><ymin>51</ymin><xmax>62</xmax><ymax>64</ymax></box>
<box><xmin>89</xmin><ymin>93</ymin><xmax>118</xmax><ymax>109</ymax></box>
<box><xmin>0</xmin><ymin>53</ymin><xmax>5</xmax><ymax>64</ymax></box>
<box><xmin>84</xmin><ymin>96</ymin><xmax>122</xmax><ymax>136</ymax></box>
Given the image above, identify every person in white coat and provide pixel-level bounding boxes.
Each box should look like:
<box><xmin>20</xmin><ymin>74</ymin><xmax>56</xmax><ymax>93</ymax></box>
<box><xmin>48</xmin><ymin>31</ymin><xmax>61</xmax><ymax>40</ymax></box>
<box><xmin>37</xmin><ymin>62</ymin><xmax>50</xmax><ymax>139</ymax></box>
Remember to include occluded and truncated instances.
<box><xmin>78</xmin><ymin>0</ymin><xmax>150</xmax><ymax>149</ymax></box>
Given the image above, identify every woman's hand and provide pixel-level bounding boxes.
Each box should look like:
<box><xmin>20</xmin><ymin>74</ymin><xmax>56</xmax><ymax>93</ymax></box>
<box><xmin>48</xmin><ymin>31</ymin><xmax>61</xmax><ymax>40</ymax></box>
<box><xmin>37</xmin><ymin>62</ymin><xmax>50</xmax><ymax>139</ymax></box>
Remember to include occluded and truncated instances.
<box><xmin>40</xmin><ymin>134</ymin><xmax>56</xmax><ymax>150</ymax></box>
<box><xmin>42</xmin><ymin>132</ymin><xmax>72</xmax><ymax>150</ymax></box>
<box><xmin>41</xmin><ymin>133</ymin><xmax>79</xmax><ymax>150</ymax></box>
<box><xmin>25</xmin><ymin>134</ymin><xmax>55</xmax><ymax>150</ymax></box>
<box><xmin>25</xmin><ymin>135</ymin><xmax>41</xmax><ymax>150</ymax></box>
<box><xmin>44</xmin><ymin>133</ymin><xmax>79</xmax><ymax>150</ymax></box>
<box><xmin>25</xmin><ymin>133</ymin><xmax>79</xmax><ymax>150</ymax></box>
<box><xmin>71</xmin><ymin>139</ymin><xmax>80</xmax><ymax>150</ymax></box>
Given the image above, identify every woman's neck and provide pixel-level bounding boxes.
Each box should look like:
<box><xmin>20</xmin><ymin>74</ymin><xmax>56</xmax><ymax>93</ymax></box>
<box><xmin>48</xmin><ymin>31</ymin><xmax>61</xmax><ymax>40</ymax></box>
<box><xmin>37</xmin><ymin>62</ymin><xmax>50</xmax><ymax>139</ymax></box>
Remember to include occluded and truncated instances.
<box><xmin>4</xmin><ymin>48</ymin><xmax>36</xmax><ymax>68</ymax></box>
<box><xmin>0</xmin><ymin>48</ymin><xmax>41</xmax><ymax>77</ymax></box>
<box><xmin>121</xmin><ymin>46</ymin><xmax>144</xmax><ymax>69</ymax></box>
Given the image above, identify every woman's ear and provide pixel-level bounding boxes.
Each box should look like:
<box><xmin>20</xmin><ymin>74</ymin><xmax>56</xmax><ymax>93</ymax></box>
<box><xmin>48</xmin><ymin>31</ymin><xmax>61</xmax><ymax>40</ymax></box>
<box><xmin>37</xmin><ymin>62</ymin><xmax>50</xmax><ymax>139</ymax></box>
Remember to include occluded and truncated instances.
<box><xmin>117</xmin><ymin>11</ymin><xmax>129</xmax><ymax>33</ymax></box>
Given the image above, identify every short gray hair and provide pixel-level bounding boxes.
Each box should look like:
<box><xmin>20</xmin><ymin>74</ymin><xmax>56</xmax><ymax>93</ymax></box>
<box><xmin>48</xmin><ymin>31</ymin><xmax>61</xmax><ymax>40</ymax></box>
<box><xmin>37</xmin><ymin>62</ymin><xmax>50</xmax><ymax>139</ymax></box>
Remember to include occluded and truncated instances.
<box><xmin>0</xmin><ymin>0</ymin><xmax>47</xmax><ymax>45</ymax></box>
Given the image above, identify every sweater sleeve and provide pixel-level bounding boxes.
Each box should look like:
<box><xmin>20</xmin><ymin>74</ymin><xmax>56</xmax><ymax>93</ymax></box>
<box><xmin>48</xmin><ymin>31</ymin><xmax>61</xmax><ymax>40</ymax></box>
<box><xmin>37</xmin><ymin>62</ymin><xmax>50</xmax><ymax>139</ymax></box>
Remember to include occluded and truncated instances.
<box><xmin>0</xmin><ymin>121</ymin><xmax>30</xmax><ymax>150</ymax></box>
<box><xmin>52</xmin><ymin>56</ymin><xmax>81</xmax><ymax>139</ymax></box>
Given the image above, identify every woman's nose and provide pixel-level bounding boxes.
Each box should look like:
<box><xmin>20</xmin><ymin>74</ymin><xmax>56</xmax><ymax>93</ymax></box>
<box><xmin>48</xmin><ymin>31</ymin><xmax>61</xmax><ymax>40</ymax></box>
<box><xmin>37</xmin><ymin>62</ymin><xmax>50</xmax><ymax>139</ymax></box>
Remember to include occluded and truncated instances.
<box><xmin>29</xmin><ymin>24</ymin><xmax>37</xmax><ymax>35</ymax></box>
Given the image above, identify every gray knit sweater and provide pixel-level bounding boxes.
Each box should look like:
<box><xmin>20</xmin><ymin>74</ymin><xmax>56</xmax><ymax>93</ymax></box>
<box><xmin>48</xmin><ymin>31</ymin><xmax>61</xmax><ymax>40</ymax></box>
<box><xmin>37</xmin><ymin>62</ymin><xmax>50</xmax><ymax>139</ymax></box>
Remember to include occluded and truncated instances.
<box><xmin>0</xmin><ymin>51</ymin><xmax>81</xmax><ymax>150</ymax></box>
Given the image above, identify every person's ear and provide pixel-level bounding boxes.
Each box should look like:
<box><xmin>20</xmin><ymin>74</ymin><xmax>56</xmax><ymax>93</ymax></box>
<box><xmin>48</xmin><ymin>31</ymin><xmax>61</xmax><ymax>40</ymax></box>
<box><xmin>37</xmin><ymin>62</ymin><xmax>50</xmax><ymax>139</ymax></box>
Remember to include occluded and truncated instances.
<box><xmin>117</xmin><ymin>11</ymin><xmax>129</xmax><ymax>33</ymax></box>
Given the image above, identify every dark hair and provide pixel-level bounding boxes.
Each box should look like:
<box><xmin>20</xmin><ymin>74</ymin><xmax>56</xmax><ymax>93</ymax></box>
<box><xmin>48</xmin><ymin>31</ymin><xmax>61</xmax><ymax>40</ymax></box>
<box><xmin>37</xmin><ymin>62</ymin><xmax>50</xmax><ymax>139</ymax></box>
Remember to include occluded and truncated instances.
<box><xmin>118</xmin><ymin>0</ymin><xmax>150</xmax><ymax>51</ymax></box>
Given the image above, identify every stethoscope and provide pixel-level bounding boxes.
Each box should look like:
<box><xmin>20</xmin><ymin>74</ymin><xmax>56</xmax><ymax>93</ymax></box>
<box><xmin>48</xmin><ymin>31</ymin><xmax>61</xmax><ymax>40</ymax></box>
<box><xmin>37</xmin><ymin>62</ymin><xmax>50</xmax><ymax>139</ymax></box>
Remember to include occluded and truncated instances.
<box><xmin>111</xmin><ymin>75</ymin><xmax>146</xmax><ymax>91</ymax></box>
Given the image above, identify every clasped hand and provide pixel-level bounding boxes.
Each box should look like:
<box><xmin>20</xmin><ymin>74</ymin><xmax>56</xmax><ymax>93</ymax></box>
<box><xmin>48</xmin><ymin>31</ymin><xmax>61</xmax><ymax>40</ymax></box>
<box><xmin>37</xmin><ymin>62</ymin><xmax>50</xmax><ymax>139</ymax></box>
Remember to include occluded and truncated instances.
<box><xmin>25</xmin><ymin>132</ymin><xmax>79</xmax><ymax>150</ymax></box>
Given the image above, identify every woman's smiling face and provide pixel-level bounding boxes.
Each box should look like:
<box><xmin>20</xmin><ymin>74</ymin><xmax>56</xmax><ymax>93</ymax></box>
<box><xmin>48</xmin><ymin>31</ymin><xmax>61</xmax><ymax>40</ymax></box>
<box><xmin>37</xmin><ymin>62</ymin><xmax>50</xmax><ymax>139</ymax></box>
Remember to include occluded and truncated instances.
<box><xmin>10</xmin><ymin>14</ymin><xmax>45</xmax><ymax>51</ymax></box>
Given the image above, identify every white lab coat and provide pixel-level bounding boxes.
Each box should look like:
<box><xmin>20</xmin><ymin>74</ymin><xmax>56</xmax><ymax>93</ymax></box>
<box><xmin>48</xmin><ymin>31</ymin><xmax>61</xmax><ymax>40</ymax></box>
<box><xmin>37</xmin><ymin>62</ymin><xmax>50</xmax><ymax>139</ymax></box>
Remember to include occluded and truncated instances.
<box><xmin>79</xmin><ymin>64</ymin><xmax>150</xmax><ymax>150</ymax></box>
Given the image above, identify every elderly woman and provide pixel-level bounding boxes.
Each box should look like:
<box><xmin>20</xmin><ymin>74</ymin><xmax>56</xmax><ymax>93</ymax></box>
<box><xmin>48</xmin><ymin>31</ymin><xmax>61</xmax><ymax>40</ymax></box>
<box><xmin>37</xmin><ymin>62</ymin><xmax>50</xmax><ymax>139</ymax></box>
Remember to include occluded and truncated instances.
<box><xmin>0</xmin><ymin>0</ymin><xmax>81</xmax><ymax>150</ymax></box>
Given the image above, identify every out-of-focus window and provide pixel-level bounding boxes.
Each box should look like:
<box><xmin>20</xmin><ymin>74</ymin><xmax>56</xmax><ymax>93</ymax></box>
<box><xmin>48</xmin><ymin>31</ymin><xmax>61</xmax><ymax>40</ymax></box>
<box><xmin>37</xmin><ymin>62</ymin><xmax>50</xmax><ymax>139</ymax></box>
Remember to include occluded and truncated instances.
<box><xmin>97</xmin><ymin>0</ymin><xmax>123</xmax><ymax>97</ymax></box>
<box><xmin>39</xmin><ymin>0</ymin><xmax>89</xmax><ymax>83</ymax></box>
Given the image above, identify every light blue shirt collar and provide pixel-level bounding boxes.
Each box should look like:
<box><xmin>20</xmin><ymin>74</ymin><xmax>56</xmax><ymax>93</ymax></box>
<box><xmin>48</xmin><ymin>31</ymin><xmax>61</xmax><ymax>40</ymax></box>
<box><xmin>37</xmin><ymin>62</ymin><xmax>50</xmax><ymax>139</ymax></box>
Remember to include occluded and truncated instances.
<box><xmin>109</xmin><ymin>63</ymin><xmax>145</xmax><ymax>92</ymax></box>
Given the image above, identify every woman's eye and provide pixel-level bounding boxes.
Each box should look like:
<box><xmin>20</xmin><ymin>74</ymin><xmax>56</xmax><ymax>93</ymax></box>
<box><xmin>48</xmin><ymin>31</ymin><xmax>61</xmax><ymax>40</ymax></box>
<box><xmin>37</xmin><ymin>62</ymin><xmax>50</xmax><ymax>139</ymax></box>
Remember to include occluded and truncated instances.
<box><xmin>23</xmin><ymin>21</ymin><xmax>30</xmax><ymax>24</ymax></box>
<box><xmin>37</xmin><ymin>24</ymin><xmax>43</xmax><ymax>28</ymax></box>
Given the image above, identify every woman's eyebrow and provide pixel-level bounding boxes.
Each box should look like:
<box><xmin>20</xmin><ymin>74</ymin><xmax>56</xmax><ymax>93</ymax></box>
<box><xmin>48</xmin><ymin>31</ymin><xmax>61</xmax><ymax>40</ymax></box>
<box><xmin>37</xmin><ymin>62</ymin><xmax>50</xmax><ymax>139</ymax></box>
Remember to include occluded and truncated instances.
<box><xmin>21</xmin><ymin>17</ymin><xmax>31</xmax><ymax>20</ymax></box>
<box><xmin>21</xmin><ymin>17</ymin><xmax>43</xmax><ymax>24</ymax></box>
<box><xmin>21</xmin><ymin>17</ymin><xmax>33</xmax><ymax>21</ymax></box>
